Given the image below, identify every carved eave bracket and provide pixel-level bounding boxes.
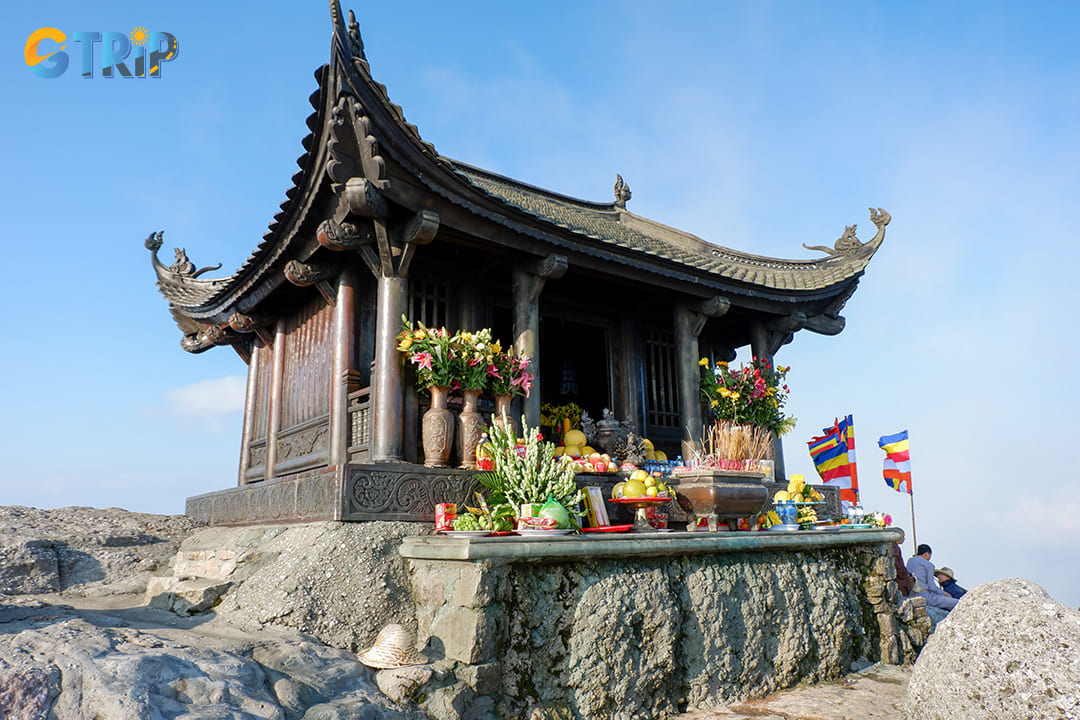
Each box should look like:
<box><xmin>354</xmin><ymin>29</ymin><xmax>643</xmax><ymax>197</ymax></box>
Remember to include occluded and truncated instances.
<box><xmin>317</xmin><ymin>218</ymin><xmax>375</xmax><ymax>251</ymax></box>
<box><xmin>803</xmin><ymin>207</ymin><xmax>891</xmax><ymax>258</ymax></box>
<box><xmin>396</xmin><ymin>209</ymin><xmax>440</xmax><ymax>277</ymax></box>
<box><xmin>804</xmin><ymin>314</ymin><xmax>846</xmax><ymax>336</ymax></box>
<box><xmin>761</xmin><ymin>312</ymin><xmax>807</xmax><ymax>355</ymax></box>
<box><xmin>517</xmin><ymin>253</ymin><xmax>568</xmax><ymax>303</ymax></box>
<box><xmin>180</xmin><ymin>323</ymin><xmax>238</xmax><ymax>354</ymax></box>
<box><xmin>285</xmin><ymin>259</ymin><xmax>338</xmax><ymax>306</ymax></box>
<box><xmin>682</xmin><ymin>295</ymin><xmax>731</xmax><ymax>337</ymax></box>
<box><xmin>229</xmin><ymin>312</ymin><xmax>275</xmax><ymax>347</ymax></box>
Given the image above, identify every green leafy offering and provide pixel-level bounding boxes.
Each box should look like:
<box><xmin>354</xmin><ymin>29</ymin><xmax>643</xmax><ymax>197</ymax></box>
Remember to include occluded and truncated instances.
<box><xmin>476</xmin><ymin>417</ymin><xmax>582</xmax><ymax>512</ymax></box>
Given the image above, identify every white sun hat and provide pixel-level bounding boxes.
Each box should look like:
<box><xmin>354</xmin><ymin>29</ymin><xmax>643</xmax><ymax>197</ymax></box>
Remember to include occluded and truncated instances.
<box><xmin>358</xmin><ymin>624</ymin><xmax>429</xmax><ymax>669</ymax></box>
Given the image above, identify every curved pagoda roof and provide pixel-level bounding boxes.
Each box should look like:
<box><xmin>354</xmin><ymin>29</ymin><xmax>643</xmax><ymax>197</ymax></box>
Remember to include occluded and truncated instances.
<box><xmin>147</xmin><ymin>1</ymin><xmax>890</xmax><ymax>353</ymax></box>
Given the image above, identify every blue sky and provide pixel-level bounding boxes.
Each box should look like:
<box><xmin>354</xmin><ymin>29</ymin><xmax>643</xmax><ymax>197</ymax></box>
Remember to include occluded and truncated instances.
<box><xmin>4</xmin><ymin>2</ymin><xmax>1079</xmax><ymax>608</ymax></box>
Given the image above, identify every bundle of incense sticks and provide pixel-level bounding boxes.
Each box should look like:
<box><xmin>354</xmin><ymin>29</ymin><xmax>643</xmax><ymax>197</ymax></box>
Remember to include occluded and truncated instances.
<box><xmin>701</xmin><ymin>421</ymin><xmax>774</xmax><ymax>464</ymax></box>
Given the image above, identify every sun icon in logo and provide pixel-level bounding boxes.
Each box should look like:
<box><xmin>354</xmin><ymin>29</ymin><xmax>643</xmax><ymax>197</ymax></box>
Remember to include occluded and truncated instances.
<box><xmin>130</xmin><ymin>27</ymin><xmax>149</xmax><ymax>46</ymax></box>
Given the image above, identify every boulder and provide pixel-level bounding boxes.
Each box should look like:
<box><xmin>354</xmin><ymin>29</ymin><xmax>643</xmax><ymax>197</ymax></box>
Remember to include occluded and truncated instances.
<box><xmin>146</xmin><ymin>576</ymin><xmax>232</xmax><ymax>615</ymax></box>
<box><xmin>0</xmin><ymin>506</ymin><xmax>202</xmax><ymax>597</ymax></box>
<box><xmin>211</xmin><ymin>521</ymin><xmax>429</xmax><ymax>653</ymax></box>
<box><xmin>905</xmin><ymin>577</ymin><xmax>1080</xmax><ymax>720</ymax></box>
<box><xmin>0</xmin><ymin>598</ymin><xmax>424</xmax><ymax>720</ymax></box>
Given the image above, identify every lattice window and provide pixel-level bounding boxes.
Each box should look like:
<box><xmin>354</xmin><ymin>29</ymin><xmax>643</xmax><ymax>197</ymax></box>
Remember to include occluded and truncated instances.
<box><xmin>409</xmin><ymin>279</ymin><xmax>449</xmax><ymax>329</ymax></box>
<box><xmin>644</xmin><ymin>328</ymin><xmax>680</xmax><ymax>428</ymax></box>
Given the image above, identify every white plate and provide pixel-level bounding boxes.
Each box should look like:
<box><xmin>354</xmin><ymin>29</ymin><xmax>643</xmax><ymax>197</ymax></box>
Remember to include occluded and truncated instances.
<box><xmin>768</xmin><ymin>524</ymin><xmax>801</xmax><ymax>532</ymax></box>
<box><xmin>441</xmin><ymin>530</ymin><xmax>491</xmax><ymax>538</ymax></box>
<box><xmin>516</xmin><ymin>528</ymin><xmax>573</xmax><ymax>536</ymax></box>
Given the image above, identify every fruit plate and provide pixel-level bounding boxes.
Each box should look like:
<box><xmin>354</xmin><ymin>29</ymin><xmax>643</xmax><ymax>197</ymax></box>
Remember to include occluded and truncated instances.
<box><xmin>768</xmin><ymin>524</ymin><xmax>801</xmax><ymax>532</ymax></box>
<box><xmin>842</xmin><ymin>523</ymin><xmax>874</xmax><ymax>529</ymax></box>
<box><xmin>582</xmin><ymin>524</ymin><xmax>634</xmax><ymax>533</ymax></box>
<box><xmin>609</xmin><ymin>497</ymin><xmax>671</xmax><ymax>505</ymax></box>
<box><xmin>441</xmin><ymin>530</ymin><xmax>492</xmax><ymax>538</ymax></box>
<box><xmin>516</xmin><ymin>528</ymin><xmax>573</xmax><ymax>536</ymax></box>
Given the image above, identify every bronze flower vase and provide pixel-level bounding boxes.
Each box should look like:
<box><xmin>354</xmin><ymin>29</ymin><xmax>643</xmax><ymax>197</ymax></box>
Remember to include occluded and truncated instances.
<box><xmin>456</xmin><ymin>388</ymin><xmax>484</xmax><ymax>470</ymax></box>
<box><xmin>491</xmin><ymin>393</ymin><xmax>518</xmax><ymax>437</ymax></box>
<box><xmin>422</xmin><ymin>385</ymin><xmax>455</xmax><ymax>468</ymax></box>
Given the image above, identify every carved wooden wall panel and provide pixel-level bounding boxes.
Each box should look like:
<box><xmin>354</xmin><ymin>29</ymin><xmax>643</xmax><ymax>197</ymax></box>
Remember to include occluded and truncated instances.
<box><xmin>250</xmin><ymin>341</ymin><xmax>274</xmax><ymax>442</ymax></box>
<box><xmin>280</xmin><ymin>297</ymin><xmax>333</xmax><ymax>430</ymax></box>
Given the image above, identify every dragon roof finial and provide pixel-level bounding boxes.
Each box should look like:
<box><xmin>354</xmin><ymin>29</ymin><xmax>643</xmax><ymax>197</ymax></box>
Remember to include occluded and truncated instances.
<box><xmin>614</xmin><ymin>174</ymin><xmax>632</xmax><ymax>208</ymax></box>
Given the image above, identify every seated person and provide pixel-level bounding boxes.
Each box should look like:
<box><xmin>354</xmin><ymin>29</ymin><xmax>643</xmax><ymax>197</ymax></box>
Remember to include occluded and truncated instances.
<box><xmin>934</xmin><ymin>566</ymin><xmax>967</xmax><ymax>599</ymax></box>
<box><xmin>892</xmin><ymin>528</ymin><xmax>916</xmax><ymax>597</ymax></box>
<box><xmin>906</xmin><ymin>543</ymin><xmax>957</xmax><ymax>626</ymax></box>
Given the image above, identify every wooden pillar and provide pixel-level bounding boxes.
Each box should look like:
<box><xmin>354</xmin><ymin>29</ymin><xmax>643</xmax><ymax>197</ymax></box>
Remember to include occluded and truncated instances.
<box><xmin>675</xmin><ymin>297</ymin><xmax>731</xmax><ymax>461</ymax></box>
<box><xmin>512</xmin><ymin>254</ymin><xmax>566</xmax><ymax>430</ymax></box>
<box><xmin>238</xmin><ymin>339</ymin><xmax>260</xmax><ymax>485</ymax></box>
<box><xmin>330</xmin><ymin>267</ymin><xmax>358</xmax><ymax>466</ymax></box>
<box><xmin>265</xmin><ymin>318</ymin><xmax>287</xmax><ymax>481</ymax></box>
<box><xmin>372</xmin><ymin>274</ymin><xmax>407</xmax><ymax>462</ymax></box>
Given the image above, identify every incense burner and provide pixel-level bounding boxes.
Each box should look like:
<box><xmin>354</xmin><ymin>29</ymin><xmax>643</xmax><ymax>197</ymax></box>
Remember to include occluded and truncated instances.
<box><xmin>671</xmin><ymin>470</ymin><xmax>769</xmax><ymax>532</ymax></box>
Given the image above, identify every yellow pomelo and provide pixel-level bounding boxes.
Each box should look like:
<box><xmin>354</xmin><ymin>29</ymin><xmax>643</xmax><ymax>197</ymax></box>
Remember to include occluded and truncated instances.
<box><xmin>564</xmin><ymin>429</ymin><xmax>587</xmax><ymax>447</ymax></box>
<box><xmin>611</xmin><ymin>481</ymin><xmax>626</xmax><ymax>499</ymax></box>
<box><xmin>773</xmin><ymin>490</ymin><xmax>790</xmax><ymax>502</ymax></box>
<box><xmin>629</xmin><ymin>469</ymin><xmax>649</xmax><ymax>482</ymax></box>
<box><xmin>581</xmin><ymin>446</ymin><xmax>596</xmax><ymax>456</ymax></box>
<box><xmin>654</xmin><ymin>450</ymin><xmax>667</xmax><ymax>462</ymax></box>
<box><xmin>563</xmin><ymin>444</ymin><xmax>582</xmax><ymax>457</ymax></box>
<box><xmin>622</xmin><ymin>479</ymin><xmax>647</xmax><ymax>498</ymax></box>
<box><xmin>641</xmin><ymin>438</ymin><xmax>655</xmax><ymax>451</ymax></box>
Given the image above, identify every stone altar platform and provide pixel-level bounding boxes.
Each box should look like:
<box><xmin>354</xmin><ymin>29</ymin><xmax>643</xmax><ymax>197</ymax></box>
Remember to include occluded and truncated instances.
<box><xmin>399</xmin><ymin>528</ymin><xmax>917</xmax><ymax>719</ymax></box>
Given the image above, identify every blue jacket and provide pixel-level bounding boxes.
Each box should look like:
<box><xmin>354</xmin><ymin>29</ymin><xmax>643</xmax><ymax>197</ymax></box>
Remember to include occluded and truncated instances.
<box><xmin>941</xmin><ymin>578</ymin><xmax>966</xmax><ymax>599</ymax></box>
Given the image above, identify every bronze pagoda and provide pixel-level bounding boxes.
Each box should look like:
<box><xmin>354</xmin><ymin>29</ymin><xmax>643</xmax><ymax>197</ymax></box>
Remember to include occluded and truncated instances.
<box><xmin>147</xmin><ymin>3</ymin><xmax>889</xmax><ymax>526</ymax></box>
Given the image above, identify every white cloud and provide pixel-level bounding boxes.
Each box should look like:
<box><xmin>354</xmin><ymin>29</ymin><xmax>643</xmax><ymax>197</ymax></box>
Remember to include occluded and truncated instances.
<box><xmin>164</xmin><ymin>375</ymin><xmax>246</xmax><ymax>418</ymax></box>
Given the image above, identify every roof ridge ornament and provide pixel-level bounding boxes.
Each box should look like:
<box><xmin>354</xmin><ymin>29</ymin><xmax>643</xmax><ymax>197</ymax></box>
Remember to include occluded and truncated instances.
<box><xmin>803</xmin><ymin>207</ymin><xmax>891</xmax><ymax>257</ymax></box>
<box><xmin>614</xmin><ymin>174</ymin><xmax>632</xmax><ymax>208</ymax></box>
<box><xmin>347</xmin><ymin>10</ymin><xmax>366</xmax><ymax>61</ymax></box>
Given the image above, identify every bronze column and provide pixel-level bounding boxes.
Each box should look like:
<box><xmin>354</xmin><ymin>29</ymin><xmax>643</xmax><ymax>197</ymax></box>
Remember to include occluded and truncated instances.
<box><xmin>750</xmin><ymin>321</ymin><xmax>787</xmax><ymax>482</ymax></box>
<box><xmin>372</xmin><ymin>274</ymin><xmax>407</xmax><ymax>462</ymax></box>
<box><xmin>512</xmin><ymin>254</ymin><xmax>567</xmax><ymax>430</ymax></box>
<box><xmin>330</xmin><ymin>267</ymin><xmax>358</xmax><ymax>466</ymax></box>
<box><xmin>265</xmin><ymin>318</ymin><xmax>287</xmax><ymax>481</ymax></box>
<box><xmin>238</xmin><ymin>340</ymin><xmax>260</xmax><ymax>485</ymax></box>
<box><xmin>674</xmin><ymin>307</ymin><xmax>702</xmax><ymax>461</ymax></box>
<box><xmin>675</xmin><ymin>297</ymin><xmax>730</xmax><ymax>461</ymax></box>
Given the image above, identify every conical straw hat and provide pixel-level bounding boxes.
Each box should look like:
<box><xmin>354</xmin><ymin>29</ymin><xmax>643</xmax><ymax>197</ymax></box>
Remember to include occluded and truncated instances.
<box><xmin>358</xmin><ymin>624</ymin><xmax>428</xmax><ymax>669</ymax></box>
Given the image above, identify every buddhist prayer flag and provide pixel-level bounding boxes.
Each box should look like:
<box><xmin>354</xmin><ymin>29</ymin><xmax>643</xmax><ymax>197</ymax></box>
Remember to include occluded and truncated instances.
<box><xmin>878</xmin><ymin>430</ymin><xmax>912</xmax><ymax>494</ymax></box>
<box><xmin>807</xmin><ymin>415</ymin><xmax>859</xmax><ymax>503</ymax></box>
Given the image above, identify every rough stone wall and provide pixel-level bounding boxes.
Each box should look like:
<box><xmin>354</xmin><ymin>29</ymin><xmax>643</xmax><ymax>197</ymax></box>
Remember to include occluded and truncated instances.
<box><xmin>408</xmin><ymin>541</ymin><xmax>919</xmax><ymax>720</ymax></box>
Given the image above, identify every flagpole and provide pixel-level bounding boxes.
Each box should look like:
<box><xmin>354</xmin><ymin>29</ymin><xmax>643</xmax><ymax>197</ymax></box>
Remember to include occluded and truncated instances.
<box><xmin>908</xmin><ymin>485</ymin><xmax>917</xmax><ymax>555</ymax></box>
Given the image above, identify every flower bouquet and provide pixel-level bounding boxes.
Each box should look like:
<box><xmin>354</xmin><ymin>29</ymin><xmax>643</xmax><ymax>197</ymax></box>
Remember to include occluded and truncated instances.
<box><xmin>396</xmin><ymin>317</ymin><xmax>458</xmax><ymax>390</ymax></box>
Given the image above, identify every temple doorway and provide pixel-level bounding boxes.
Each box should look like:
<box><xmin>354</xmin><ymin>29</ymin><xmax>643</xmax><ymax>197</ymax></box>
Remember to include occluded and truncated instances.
<box><xmin>538</xmin><ymin>316</ymin><xmax>611</xmax><ymax>424</ymax></box>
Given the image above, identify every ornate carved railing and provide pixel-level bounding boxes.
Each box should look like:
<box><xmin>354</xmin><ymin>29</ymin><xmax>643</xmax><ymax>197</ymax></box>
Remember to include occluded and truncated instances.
<box><xmin>348</xmin><ymin>386</ymin><xmax>372</xmax><ymax>462</ymax></box>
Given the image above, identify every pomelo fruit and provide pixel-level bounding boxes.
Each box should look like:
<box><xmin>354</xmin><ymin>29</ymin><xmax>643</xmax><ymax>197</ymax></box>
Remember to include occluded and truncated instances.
<box><xmin>563</xmin><ymin>429</ymin><xmax>587</xmax><ymax>448</ymax></box>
